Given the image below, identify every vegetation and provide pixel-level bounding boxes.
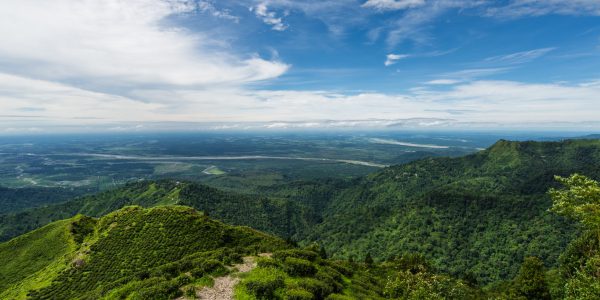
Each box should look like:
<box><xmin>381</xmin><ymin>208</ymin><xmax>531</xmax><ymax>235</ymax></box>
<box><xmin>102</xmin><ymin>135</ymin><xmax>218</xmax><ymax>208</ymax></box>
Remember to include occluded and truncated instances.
<box><xmin>548</xmin><ymin>174</ymin><xmax>600</xmax><ymax>299</ymax></box>
<box><xmin>236</xmin><ymin>247</ymin><xmax>478</xmax><ymax>300</ymax></box>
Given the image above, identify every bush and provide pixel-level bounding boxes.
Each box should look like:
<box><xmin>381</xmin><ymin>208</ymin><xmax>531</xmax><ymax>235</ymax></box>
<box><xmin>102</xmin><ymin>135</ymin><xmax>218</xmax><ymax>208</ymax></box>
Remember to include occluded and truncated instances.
<box><xmin>257</xmin><ymin>256</ymin><xmax>280</xmax><ymax>269</ymax></box>
<box><xmin>202</xmin><ymin>259</ymin><xmax>226</xmax><ymax>274</ymax></box>
<box><xmin>284</xmin><ymin>257</ymin><xmax>317</xmax><ymax>277</ymax></box>
<box><xmin>296</xmin><ymin>278</ymin><xmax>333</xmax><ymax>299</ymax></box>
<box><xmin>285</xmin><ymin>289</ymin><xmax>313</xmax><ymax>300</ymax></box>
<box><xmin>273</xmin><ymin>250</ymin><xmax>319</xmax><ymax>262</ymax></box>
<box><xmin>243</xmin><ymin>267</ymin><xmax>286</xmax><ymax>299</ymax></box>
<box><xmin>326</xmin><ymin>294</ymin><xmax>354</xmax><ymax>300</ymax></box>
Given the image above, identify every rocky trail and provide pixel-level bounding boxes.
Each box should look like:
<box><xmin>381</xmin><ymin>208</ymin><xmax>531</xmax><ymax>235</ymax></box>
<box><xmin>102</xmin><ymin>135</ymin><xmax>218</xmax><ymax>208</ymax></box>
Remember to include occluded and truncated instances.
<box><xmin>178</xmin><ymin>253</ymin><xmax>271</xmax><ymax>300</ymax></box>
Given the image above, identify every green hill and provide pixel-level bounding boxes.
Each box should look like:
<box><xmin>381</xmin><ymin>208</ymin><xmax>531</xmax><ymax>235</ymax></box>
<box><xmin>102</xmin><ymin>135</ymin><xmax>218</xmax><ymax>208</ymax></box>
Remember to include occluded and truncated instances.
<box><xmin>0</xmin><ymin>180</ymin><xmax>319</xmax><ymax>242</ymax></box>
<box><xmin>0</xmin><ymin>205</ymin><xmax>289</xmax><ymax>299</ymax></box>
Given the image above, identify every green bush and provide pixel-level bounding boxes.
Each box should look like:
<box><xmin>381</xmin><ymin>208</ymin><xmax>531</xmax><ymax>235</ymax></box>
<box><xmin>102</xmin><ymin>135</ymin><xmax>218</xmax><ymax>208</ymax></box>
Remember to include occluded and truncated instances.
<box><xmin>283</xmin><ymin>257</ymin><xmax>317</xmax><ymax>277</ymax></box>
<box><xmin>273</xmin><ymin>249</ymin><xmax>319</xmax><ymax>262</ymax></box>
<box><xmin>257</xmin><ymin>256</ymin><xmax>281</xmax><ymax>269</ymax></box>
<box><xmin>325</xmin><ymin>294</ymin><xmax>354</xmax><ymax>300</ymax></box>
<box><xmin>296</xmin><ymin>277</ymin><xmax>333</xmax><ymax>299</ymax></box>
<box><xmin>285</xmin><ymin>288</ymin><xmax>313</xmax><ymax>300</ymax></box>
<box><xmin>243</xmin><ymin>267</ymin><xmax>286</xmax><ymax>299</ymax></box>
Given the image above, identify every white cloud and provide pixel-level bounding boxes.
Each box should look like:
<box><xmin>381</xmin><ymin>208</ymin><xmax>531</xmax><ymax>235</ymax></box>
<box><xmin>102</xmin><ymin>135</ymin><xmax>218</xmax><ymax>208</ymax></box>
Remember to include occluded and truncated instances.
<box><xmin>252</xmin><ymin>2</ymin><xmax>288</xmax><ymax>31</ymax></box>
<box><xmin>439</xmin><ymin>68</ymin><xmax>512</xmax><ymax>81</ymax></box>
<box><xmin>425</xmin><ymin>79</ymin><xmax>460</xmax><ymax>85</ymax></box>
<box><xmin>362</xmin><ymin>0</ymin><xmax>425</xmax><ymax>11</ymax></box>
<box><xmin>485</xmin><ymin>47</ymin><xmax>555</xmax><ymax>64</ymax></box>
<box><xmin>384</xmin><ymin>53</ymin><xmax>409</xmax><ymax>66</ymax></box>
<box><xmin>0</xmin><ymin>0</ymin><xmax>288</xmax><ymax>87</ymax></box>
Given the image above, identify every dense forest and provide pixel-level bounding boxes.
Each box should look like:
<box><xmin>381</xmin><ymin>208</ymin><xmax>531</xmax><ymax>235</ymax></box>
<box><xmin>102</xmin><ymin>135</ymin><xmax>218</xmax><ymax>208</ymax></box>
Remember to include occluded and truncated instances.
<box><xmin>1</xmin><ymin>139</ymin><xmax>600</xmax><ymax>298</ymax></box>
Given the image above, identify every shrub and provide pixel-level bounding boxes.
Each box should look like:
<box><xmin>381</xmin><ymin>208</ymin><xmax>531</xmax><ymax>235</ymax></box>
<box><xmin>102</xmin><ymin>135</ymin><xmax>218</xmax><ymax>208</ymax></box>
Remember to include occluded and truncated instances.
<box><xmin>201</xmin><ymin>259</ymin><xmax>225</xmax><ymax>274</ymax></box>
<box><xmin>257</xmin><ymin>257</ymin><xmax>280</xmax><ymax>269</ymax></box>
<box><xmin>273</xmin><ymin>250</ymin><xmax>319</xmax><ymax>262</ymax></box>
<box><xmin>285</xmin><ymin>289</ymin><xmax>313</xmax><ymax>300</ymax></box>
<box><xmin>243</xmin><ymin>267</ymin><xmax>286</xmax><ymax>299</ymax></box>
<box><xmin>296</xmin><ymin>278</ymin><xmax>333</xmax><ymax>299</ymax></box>
<box><xmin>284</xmin><ymin>257</ymin><xmax>317</xmax><ymax>277</ymax></box>
<box><xmin>326</xmin><ymin>294</ymin><xmax>354</xmax><ymax>300</ymax></box>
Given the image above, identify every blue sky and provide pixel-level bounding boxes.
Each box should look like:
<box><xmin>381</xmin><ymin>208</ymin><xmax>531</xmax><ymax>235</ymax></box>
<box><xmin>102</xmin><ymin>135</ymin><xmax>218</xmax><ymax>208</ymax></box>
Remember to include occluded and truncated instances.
<box><xmin>1</xmin><ymin>0</ymin><xmax>600</xmax><ymax>133</ymax></box>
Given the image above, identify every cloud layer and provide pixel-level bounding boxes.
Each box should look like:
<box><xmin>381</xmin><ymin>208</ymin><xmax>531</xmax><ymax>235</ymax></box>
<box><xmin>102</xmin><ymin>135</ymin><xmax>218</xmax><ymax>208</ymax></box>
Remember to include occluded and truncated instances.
<box><xmin>0</xmin><ymin>0</ymin><xmax>599</xmax><ymax>133</ymax></box>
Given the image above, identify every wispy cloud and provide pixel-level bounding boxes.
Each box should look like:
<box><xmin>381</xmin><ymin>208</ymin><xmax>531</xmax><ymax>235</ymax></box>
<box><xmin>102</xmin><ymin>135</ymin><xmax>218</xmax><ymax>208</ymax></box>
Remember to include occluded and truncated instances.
<box><xmin>486</xmin><ymin>0</ymin><xmax>600</xmax><ymax>18</ymax></box>
<box><xmin>384</xmin><ymin>53</ymin><xmax>409</xmax><ymax>66</ymax></box>
<box><xmin>362</xmin><ymin>0</ymin><xmax>425</xmax><ymax>11</ymax></box>
<box><xmin>430</xmin><ymin>67</ymin><xmax>512</xmax><ymax>84</ymax></box>
<box><xmin>425</xmin><ymin>79</ymin><xmax>461</xmax><ymax>85</ymax></box>
<box><xmin>251</xmin><ymin>2</ymin><xmax>288</xmax><ymax>31</ymax></box>
<box><xmin>485</xmin><ymin>47</ymin><xmax>555</xmax><ymax>64</ymax></box>
<box><xmin>199</xmin><ymin>1</ymin><xmax>240</xmax><ymax>22</ymax></box>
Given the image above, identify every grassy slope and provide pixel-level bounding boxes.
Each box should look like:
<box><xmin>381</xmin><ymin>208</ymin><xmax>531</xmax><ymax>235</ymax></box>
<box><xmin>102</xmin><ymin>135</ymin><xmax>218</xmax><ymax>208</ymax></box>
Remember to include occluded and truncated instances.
<box><xmin>307</xmin><ymin>139</ymin><xmax>600</xmax><ymax>283</ymax></box>
<box><xmin>1</xmin><ymin>205</ymin><xmax>289</xmax><ymax>299</ymax></box>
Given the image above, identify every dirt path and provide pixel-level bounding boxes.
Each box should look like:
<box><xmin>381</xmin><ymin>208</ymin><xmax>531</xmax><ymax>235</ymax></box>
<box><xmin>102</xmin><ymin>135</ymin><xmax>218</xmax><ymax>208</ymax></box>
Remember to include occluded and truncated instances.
<box><xmin>193</xmin><ymin>253</ymin><xmax>271</xmax><ymax>300</ymax></box>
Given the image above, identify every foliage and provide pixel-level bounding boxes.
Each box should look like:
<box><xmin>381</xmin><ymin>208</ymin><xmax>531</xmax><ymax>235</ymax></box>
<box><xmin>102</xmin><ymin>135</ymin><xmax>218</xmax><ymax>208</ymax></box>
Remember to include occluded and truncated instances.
<box><xmin>549</xmin><ymin>173</ymin><xmax>600</xmax><ymax>299</ymax></box>
<box><xmin>550</xmin><ymin>174</ymin><xmax>600</xmax><ymax>229</ymax></box>
<box><xmin>510</xmin><ymin>257</ymin><xmax>551</xmax><ymax>300</ymax></box>
<box><xmin>0</xmin><ymin>185</ymin><xmax>84</xmax><ymax>214</ymax></box>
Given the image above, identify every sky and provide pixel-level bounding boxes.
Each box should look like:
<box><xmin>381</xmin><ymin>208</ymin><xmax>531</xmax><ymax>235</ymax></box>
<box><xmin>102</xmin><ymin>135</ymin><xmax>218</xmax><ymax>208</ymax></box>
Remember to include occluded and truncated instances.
<box><xmin>1</xmin><ymin>0</ymin><xmax>600</xmax><ymax>133</ymax></box>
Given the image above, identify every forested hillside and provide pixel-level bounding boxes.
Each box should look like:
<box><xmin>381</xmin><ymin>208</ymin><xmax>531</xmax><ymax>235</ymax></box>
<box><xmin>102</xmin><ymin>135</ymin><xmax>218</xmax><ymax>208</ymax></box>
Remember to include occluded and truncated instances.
<box><xmin>308</xmin><ymin>139</ymin><xmax>600</xmax><ymax>283</ymax></box>
<box><xmin>0</xmin><ymin>186</ymin><xmax>83</xmax><ymax>214</ymax></box>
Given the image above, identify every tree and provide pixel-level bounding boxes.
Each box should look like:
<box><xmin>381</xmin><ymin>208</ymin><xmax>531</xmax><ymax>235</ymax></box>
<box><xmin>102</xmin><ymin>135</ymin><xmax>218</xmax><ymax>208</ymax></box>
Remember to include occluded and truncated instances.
<box><xmin>511</xmin><ymin>256</ymin><xmax>551</xmax><ymax>300</ymax></box>
<box><xmin>549</xmin><ymin>174</ymin><xmax>600</xmax><ymax>299</ymax></box>
<box><xmin>549</xmin><ymin>174</ymin><xmax>600</xmax><ymax>230</ymax></box>
<box><xmin>364</xmin><ymin>253</ymin><xmax>374</xmax><ymax>266</ymax></box>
